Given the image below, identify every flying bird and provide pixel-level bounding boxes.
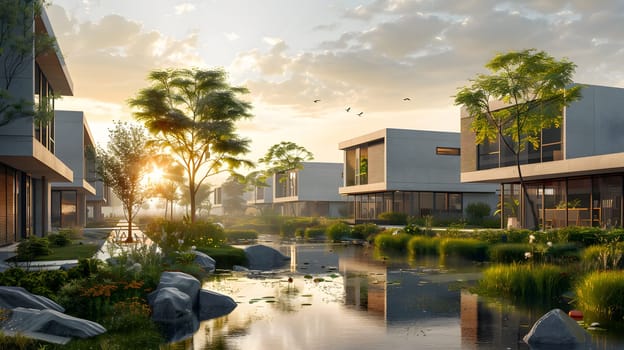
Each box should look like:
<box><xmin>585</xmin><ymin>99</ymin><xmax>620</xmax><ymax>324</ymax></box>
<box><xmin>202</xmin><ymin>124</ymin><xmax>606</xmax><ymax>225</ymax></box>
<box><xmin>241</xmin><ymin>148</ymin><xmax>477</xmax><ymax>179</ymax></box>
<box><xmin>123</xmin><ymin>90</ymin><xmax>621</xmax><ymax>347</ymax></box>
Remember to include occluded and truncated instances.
<box><xmin>346</xmin><ymin>107</ymin><xmax>351</xmax><ymax>112</ymax></box>
<box><xmin>403</xmin><ymin>97</ymin><xmax>411</xmax><ymax>101</ymax></box>
<box><xmin>357</xmin><ymin>112</ymin><xmax>364</xmax><ymax>117</ymax></box>
<box><xmin>313</xmin><ymin>99</ymin><xmax>321</xmax><ymax>103</ymax></box>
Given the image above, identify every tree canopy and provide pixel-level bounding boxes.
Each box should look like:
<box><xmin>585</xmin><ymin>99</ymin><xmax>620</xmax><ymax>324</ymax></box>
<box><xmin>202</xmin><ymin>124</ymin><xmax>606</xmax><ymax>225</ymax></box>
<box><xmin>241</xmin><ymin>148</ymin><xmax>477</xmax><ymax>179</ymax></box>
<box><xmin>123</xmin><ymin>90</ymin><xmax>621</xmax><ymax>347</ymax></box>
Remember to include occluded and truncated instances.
<box><xmin>129</xmin><ymin>68</ymin><xmax>253</xmax><ymax>222</ymax></box>
<box><xmin>454</xmin><ymin>49</ymin><xmax>582</xmax><ymax>228</ymax></box>
<box><xmin>258</xmin><ymin>141</ymin><xmax>314</xmax><ymax>175</ymax></box>
<box><xmin>97</xmin><ymin>121</ymin><xmax>155</xmax><ymax>242</ymax></box>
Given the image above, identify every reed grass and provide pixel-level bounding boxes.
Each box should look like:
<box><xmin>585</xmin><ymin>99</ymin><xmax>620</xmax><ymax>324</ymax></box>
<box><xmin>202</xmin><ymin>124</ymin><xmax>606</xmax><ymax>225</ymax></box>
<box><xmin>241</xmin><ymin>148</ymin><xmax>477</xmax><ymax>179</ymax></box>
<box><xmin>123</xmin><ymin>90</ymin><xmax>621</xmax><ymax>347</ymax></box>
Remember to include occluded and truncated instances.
<box><xmin>374</xmin><ymin>231</ymin><xmax>412</xmax><ymax>252</ymax></box>
<box><xmin>575</xmin><ymin>270</ymin><xmax>624</xmax><ymax>321</ymax></box>
<box><xmin>439</xmin><ymin>238</ymin><xmax>488</xmax><ymax>261</ymax></box>
<box><xmin>478</xmin><ymin>263</ymin><xmax>570</xmax><ymax>306</ymax></box>
<box><xmin>407</xmin><ymin>236</ymin><xmax>439</xmax><ymax>257</ymax></box>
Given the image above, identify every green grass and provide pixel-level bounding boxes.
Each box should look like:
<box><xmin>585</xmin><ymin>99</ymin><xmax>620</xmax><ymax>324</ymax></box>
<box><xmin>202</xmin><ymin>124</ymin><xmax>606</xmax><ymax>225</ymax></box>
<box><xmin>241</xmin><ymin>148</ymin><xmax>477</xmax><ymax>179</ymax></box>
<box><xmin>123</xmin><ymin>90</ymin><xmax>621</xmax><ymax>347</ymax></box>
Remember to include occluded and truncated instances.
<box><xmin>477</xmin><ymin>263</ymin><xmax>571</xmax><ymax>306</ymax></box>
<box><xmin>439</xmin><ymin>238</ymin><xmax>488</xmax><ymax>261</ymax></box>
<box><xmin>576</xmin><ymin>270</ymin><xmax>624</xmax><ymax>321</ymax></box>
<box><xmin>407</xmin><ymin>236</ymin><xmax>439</xmax><ymax>257</ymax></box>
<box><xmin>374</xmin><ymin>231</ymin><xmax>411</xmax><ymax>252</ymax></box>
<box><xmin>15</xmin><ymin>242</ymin><xmax>100</xmax><ymax>261</ymax></box>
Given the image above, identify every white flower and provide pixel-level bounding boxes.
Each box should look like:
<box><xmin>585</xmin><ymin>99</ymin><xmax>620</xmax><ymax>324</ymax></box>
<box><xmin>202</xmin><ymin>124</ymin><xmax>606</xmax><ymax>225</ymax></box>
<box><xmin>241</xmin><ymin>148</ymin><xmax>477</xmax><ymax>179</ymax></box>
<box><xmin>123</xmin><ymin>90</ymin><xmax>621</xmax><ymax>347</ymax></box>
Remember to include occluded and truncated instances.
<box><xmin>529</xmin><ymin>234</ymin><xmax>536</xmax><ymax>244</ymax></box>
<box><xmin>524</xmin><ymin>252</ymin><xmax>532</xmax><ymax>259</ymax></box>
<box><xmin>178</xmin><ymin>239</ymin><xmax>184</xmax><ymax>245</ymax></box>
<box><xmin>547</xmin><ymin>241</ymin><xmax>553</xmax><ymax>247</ymax></box>
<box><xmin>191</xmin><ymin>245</ymin><xmax>196</xmax><ymax>250</ymax></box>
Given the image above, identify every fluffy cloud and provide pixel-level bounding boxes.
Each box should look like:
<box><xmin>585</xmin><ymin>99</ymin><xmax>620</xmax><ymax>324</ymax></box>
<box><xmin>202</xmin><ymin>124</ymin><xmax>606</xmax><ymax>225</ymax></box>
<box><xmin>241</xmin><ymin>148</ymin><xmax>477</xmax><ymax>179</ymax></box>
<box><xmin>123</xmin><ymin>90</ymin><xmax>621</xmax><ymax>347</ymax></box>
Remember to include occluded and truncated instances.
<box><xmin>230</xmin><ymin>0</ymin><xmax>624</xmax><ymax>118</ymax></box>
<box><xmin>47</xmin><ymin>5</ymin><xmax>204</xmax><ymax>105</ymax></box>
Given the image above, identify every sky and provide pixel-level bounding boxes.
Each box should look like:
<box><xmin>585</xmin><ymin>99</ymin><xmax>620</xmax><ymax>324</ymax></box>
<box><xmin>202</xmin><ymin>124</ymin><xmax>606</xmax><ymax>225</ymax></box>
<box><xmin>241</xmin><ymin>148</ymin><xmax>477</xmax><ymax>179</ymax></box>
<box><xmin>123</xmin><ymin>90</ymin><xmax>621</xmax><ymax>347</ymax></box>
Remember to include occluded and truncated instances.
<box><xmin>46</xmin><ymin>0</ymin><xmax>624</xmax><ymax>178</ymax></box>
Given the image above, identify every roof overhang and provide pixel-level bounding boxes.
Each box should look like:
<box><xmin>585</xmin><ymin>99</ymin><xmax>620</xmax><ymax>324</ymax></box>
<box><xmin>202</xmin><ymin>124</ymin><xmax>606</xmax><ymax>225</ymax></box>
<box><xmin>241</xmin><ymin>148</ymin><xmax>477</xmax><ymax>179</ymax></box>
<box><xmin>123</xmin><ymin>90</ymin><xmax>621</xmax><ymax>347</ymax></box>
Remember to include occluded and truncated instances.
<box><xmin>461</xmin><ymin>152</ymin><xmax>624</xmax><ymax>184</ymax></box>
<box><xmin>35</xmin><ymin>11</ymin><xmax>73</xmax><ymax>96</ymax></box>
<box><xmin>0</xmin><ymin>141</ymin><xmax>72</xmax><ymax>182</ymax></box>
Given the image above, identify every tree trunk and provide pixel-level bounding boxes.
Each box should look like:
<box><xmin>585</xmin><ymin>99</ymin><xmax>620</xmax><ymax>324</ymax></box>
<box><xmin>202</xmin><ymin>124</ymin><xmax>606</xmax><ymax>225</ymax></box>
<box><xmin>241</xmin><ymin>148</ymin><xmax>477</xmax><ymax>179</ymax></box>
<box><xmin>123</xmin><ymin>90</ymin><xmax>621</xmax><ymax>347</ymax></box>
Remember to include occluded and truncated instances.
<box><xmin>125</xmin><ymin>206</ymin><xmax>134</xmax><ymax>243</ymax></box>
<box><xmin>189</xmin><ymin>186</ymin><xmax>196</xmax><ymax>223</ymax></box>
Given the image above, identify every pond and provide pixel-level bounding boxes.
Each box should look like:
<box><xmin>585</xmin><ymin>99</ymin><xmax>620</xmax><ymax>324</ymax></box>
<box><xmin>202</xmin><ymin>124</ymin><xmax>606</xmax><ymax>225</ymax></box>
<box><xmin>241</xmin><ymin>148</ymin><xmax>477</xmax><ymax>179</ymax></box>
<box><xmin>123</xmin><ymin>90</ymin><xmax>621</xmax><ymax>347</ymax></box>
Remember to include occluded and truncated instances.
<box><xmin>176</xmin><ymin>241</ymin><xmax>624</xmax><ymax>350</ymax></box>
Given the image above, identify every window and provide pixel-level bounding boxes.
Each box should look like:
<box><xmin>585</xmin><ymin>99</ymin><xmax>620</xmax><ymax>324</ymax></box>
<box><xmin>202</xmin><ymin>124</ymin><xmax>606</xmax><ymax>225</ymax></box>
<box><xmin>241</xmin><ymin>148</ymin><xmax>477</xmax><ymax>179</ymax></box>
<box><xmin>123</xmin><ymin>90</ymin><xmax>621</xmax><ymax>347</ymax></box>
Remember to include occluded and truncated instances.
<box><xmin>436</xmin><ymin>147</ymin><xmax>460</xmax><ymax>156</ymax></box>
<box><xmin>275</xmin><ymin>170</ymin><xmax>298</xmax><ymax>198</ymax></box>
<box><xmin>214</xmin><ymin>188</ymin><xmax>222</xmax><ymax>205</ymax></box>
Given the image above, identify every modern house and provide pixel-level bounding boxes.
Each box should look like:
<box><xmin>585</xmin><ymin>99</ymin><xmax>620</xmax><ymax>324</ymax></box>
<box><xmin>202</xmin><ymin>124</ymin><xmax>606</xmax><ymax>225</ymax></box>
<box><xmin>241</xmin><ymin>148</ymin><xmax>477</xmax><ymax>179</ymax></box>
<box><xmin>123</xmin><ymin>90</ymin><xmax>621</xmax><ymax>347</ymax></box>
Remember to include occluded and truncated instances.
<box><xmin>213</xmin><ymin>162</ymin><xmax>349</xmax><ymax>217</ymax></box>
<box><xmin>0</xmin><ymin>6</ymin><xmax>74</xmax><ymax>244</ymax></box>
<box><xmin>339</xmin><ymin>128</ymin><xmax>498</xmax><ymax>223</ymax></box>
<box><xmin>272</xmin><ymin>162</ymin><xmax>348</xmax><ymax>217</ymax></box>
<box><xmin>460</xmin><ymin>84</ymin><xmax>624</xmax><ymax>229</ymax></box>
<box><xmin>50</xmin><ymin>111</ymin><xmax>99</xmax><ymax>228</ymax></box>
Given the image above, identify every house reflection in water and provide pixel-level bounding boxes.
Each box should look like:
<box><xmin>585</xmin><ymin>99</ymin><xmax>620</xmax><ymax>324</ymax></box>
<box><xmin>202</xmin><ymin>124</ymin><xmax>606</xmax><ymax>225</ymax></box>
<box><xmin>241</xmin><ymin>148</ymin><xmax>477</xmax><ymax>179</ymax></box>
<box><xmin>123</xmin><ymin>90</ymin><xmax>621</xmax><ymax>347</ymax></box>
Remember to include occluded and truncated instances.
<box><xmin>337</xmin><ymin>247</ymin><xmax>533</xmax><ymax>349</ymax></box>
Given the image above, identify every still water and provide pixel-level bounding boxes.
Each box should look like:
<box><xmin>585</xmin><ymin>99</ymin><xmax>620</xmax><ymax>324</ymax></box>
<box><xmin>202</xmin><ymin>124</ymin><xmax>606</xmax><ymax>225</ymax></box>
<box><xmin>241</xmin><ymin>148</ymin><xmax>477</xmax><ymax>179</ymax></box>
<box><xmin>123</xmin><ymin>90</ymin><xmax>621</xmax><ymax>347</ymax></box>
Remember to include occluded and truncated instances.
<box><xmin>181</xmin><ymin>242</ymin><xmax>624</xmax><ymax>350</ymax></box>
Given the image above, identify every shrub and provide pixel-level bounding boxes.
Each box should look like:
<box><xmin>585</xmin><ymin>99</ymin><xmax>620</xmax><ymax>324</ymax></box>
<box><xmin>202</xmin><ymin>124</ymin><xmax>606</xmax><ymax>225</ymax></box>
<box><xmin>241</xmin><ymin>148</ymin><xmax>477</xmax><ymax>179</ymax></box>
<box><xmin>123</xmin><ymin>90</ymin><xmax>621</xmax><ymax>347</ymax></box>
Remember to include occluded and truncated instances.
<box><xmin>465</xmin><ymin>202</ymin><xmax>491</xmax><ymax>225</ymax></box>
<box><xmin>478</xmin><ymin>263</ymin><xmax>571</xmax><ymax>306</ymax></box>
<box><xmin>304</xmin><ymin>227</ymin><xmax>326</xmax><ymax>241</ymax></box>
<box><xmin>280</xmin><ymin>217</ymin><xmax>320</xmax><ymax>238</ymax></box>
<box><xmin>474</xmin><ymin>229</ymin><xmax>531</xmax><ymax>244</ymax></box>
<box><xmin>326</xmin><ymin>222</ymin><xmax>351</xmax><ymax>241</ymax></box>
<box><xmin>377</xmin><ymin>212</ymin><xmax>407</xmax><ymax>225</ymax></box>
<box><xmin>225</xmin><ymin>229</ymin><xmax>259</xmax><ymax>242</ymax></box>
<box><xmin>488</xmin><ymin>243</ymin><xmax>531</xmax><ymax>263</ymax></box>
<box><xmin>439</xmin><ymin>238</ymin><xmax>488</xmax><ymax>261</ymax></box>
<box><xmin>351</xmin><ymin>223</ymin><xmax>382</xmax><ymax>239</ymax></box>
<box><xmin>576</xmin><ymin>270</ymin><xmax>624</xmax><ymax>321</ymax></box>
<box><xmin>374</xmin><ymin>231</ymin><xmax>411</xmax><ymax>252</ymax></box>
<box><xmin>407</xmin><ymin>236</ymin><xmax>439</xmax><ymax>257</ymax></box>
<box><xmin>47</xmin><ymin>231</ymin><xmax>71</xmax><ymax>247</ymax></box>
<box><xmin>196</xmin><ymin>246</ymin><xmax>247</xmax><ymax>269</ymax></box>
<box><xmin>16</xmin><ymin>235</ymin><xmax>51</xmax><ymax>260</ymax></box>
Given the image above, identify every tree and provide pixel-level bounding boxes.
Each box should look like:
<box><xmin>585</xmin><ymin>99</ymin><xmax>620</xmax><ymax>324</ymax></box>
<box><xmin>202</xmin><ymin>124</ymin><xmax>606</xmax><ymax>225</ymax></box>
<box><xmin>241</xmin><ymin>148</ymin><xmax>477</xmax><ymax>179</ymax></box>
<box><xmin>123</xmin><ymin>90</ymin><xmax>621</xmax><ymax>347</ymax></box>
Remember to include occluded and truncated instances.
<box><xmin>258</xmin><ymin>141</ymin><xmax>314</xmax><ymax>176</ymax></box>
<box><xmin>96</xmin><ymin>121</ymin><xmax>154</xmax><ymax>243</ymax></box>
<box><xmin>221</xmin><ymin>176</ymin><xmax>246</xmax><ymax>216</ymax></box>
<box><xmin>148</xmin><ymin>154</ymin><xmax>185</xmax><ymax>220</ymax></box>
<box><xmin>0</xmin><ymin>0</ymin><xmax>57</xmax><ymax>125</ymax></box>
<box><xmin>129</xmin><ymin>68</ymin><xmax>253</xmax><ymax>223</ymax></box>
<box><xmin>454</xmin><ymin>49</ymin><xmax>582</xmax><ymax>229</ymax></box>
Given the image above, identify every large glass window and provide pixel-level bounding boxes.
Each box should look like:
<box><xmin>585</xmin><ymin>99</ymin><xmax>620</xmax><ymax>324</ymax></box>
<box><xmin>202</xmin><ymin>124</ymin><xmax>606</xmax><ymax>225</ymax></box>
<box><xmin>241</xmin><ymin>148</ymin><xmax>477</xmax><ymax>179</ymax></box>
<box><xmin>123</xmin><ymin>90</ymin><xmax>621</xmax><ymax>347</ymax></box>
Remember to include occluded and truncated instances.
<box><xmin>567</xmin><ymin>178</ymin><xmax>591</xmax><ymax>227</ymax></box>
<box><xmin>595</xmin><ymin>176</ymin><xmax>622</xmax><ymax>228</ymax></box>
<box><xmin>51</xmin><ymin>190</ymin><xmax>77</xmax><ymax>227</ymax></box>
<box><xmin>477</xmin><ymin>125</ymin><xmax>563</xmax><ymax>170</ymax></box>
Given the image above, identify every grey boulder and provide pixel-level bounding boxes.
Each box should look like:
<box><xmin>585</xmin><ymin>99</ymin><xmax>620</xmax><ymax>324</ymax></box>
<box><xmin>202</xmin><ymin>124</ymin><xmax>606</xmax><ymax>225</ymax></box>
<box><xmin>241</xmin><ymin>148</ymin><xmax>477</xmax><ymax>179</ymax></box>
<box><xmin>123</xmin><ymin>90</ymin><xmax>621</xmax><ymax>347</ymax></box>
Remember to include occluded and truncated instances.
<box><xmin>0</xmin><ymin>286</ymin><xmax>64</xmax><ymax>312</ymax></box>
<box><xmin>156</xmin><ymin>271</ymin><xmax>200</xmax><ymax>307</ymax></box>
<box><xmin>2</xmin><ymin>307</ymin><xmax>106</xmax><ymax>340</ymax></box>
<box><xmin>523</xmin><ymin>308</ymin><xmax>591</xmax><ymax>348</ymax></box>
<box><xmin>198</xmin><ymin>289</ymin><xmax>238</xmax><ymax>321</ymax></box>
<box><xmin>244</xmin><ymin>244</ymin><xmax>290</xmax><ymax>270</ymax></box>
<box><xmin>148</xmin><ymin>287</ymin><xmax>193</xmax><ymax>323</ymax></box>
<box><xmin>190</xmin><ymin>250</ymin><xmax>216</xmax><ymax>272</ymax></box>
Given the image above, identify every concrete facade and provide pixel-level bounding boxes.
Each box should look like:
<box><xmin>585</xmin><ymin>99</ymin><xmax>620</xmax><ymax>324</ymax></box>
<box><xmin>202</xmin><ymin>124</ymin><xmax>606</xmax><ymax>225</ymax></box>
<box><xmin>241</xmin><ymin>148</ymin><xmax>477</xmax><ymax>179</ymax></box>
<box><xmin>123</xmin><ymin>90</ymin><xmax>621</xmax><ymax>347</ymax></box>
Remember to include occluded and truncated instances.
<box><xmin>50</xmin><ymin>111</ymin><xmax>99</xmax><ymax>228</ymax></box>
<box><xmin>460</xmin><ymin>84</ymin><xmax>624</xmax><ymax>229</ymax></box>
<box><xmin>0</xmin><ymin>6</ymin><xmax>74</xmax><ymax>243</ymax></box>
<box><xmin>339</xmin><ymin>128</ymin><xmax>498</xmax><ymax>223</ymax></box>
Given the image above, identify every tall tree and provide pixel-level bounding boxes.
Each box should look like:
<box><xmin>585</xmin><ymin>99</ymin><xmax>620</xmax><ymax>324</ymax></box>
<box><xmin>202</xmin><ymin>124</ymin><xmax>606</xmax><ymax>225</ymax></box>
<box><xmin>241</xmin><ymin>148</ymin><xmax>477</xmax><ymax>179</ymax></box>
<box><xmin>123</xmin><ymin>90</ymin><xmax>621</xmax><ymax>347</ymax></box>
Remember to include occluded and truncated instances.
<box><xmin>454</xmin><ymin>49</ymin><xmax>582</xmax><ymax>229</ymax></box>
<box><xmin>129</xmin><ymin>68</ymin><xmax>253</xmax><ymax>223</ymax></box>
<box><xmin>221</xmin><ymin>176</ymin><xmax>246</xmax><ymax>216</ymax></box>
<box><xmin>258</xmin><ymin>141</ymin><xmax>314</xmax><ymax>176</ymax></box>
<box><xmin>97</xmin><ymin>121</ymin><xmax>154</xmax><ymax>243</ymax></box>
<box><xmin>0</xmin><ymin>0</ymin><xmax>57</xmax><ymax>125</ymax></box>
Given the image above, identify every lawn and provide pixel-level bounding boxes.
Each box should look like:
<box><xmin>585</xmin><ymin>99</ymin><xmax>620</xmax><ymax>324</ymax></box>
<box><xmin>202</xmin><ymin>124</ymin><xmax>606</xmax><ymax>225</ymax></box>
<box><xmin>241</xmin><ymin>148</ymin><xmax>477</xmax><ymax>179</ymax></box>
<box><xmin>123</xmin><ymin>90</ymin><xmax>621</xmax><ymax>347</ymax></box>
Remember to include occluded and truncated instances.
<box><xmin>13</xmin><ymin>242</ymin><xmax>101</xmax><ymax>262</ymax></box>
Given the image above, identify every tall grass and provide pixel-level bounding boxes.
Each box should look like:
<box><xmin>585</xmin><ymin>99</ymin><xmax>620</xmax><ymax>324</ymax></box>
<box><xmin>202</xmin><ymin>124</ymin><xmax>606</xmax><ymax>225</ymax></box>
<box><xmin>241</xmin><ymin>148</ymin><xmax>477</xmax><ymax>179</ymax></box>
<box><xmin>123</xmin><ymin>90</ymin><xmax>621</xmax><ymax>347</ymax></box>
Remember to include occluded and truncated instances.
<box><xmin>478</xmin><ymin>263</ymin><xmax>570</xmax><ymax>306</ymax></box>
<box><xmin>439</xmin><ymin>238</ymin><xmax>488</xmax><ymax>261</ymax></box>
<box><xmin>488</xmin><ymin>243</ymin><xmax>530</xmax><ymax>263</ymax></box>
<box><xmin>407</xmin><ymin>236</ymin><xmax>439</xmax><ymax>257</ymax></box>
<box><xmin>374</xmin><ymin>231</ymin><xmax>412</xmax><ymax>252</ymax></box>
<box><xmin>576</xmin><ymin>270</ymin><xmax>624</xmax><ymax>321</ymax></box>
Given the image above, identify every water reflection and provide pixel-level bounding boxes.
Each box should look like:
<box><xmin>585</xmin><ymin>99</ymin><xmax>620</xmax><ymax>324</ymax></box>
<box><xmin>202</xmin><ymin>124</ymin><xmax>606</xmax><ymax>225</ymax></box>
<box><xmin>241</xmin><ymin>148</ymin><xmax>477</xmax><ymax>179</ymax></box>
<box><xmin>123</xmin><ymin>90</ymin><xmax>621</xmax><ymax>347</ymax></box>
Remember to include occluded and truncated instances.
<box><xmin>178</xmin><ymin>243</ymin><xmax>624</xmax><ymax>350</ymax></box>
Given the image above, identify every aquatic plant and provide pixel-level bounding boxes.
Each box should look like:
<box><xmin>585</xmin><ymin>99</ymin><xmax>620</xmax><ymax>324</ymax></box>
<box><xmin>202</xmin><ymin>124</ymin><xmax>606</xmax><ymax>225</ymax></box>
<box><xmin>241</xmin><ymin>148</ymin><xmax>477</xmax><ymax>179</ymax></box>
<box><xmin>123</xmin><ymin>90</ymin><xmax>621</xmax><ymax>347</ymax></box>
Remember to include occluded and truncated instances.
<box><xmin>575</xmin><ymin>270</ymin><xmax>624</xmax><ymax>321</ymax></box>
<box><xmin>439</xmin><ymin>238</ymin><xmax>488</xmax><ymax>261</ymax></box>
<box><xmin>478</xmin><ymin>263</ymin><xmax>571</xmax><ymax>306</ymax></box>
<box><xmin>407</xmin><ymin>236</ymin><xmax>439</xmax><ymax>257</ymax></box>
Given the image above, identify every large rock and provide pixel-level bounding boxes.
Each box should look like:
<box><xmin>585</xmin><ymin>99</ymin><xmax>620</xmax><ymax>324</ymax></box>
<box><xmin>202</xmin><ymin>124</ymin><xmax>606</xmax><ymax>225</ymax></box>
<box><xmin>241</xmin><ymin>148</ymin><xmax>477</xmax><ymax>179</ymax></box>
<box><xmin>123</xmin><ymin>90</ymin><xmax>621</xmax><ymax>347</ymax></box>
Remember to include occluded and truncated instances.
<box><xmin>244</xmin><ymin>244</ymin><xmax>290</xmax><ymax>270</ymax></box>
<box><xmin>190</xmin><ymin>250</ymin><xmax>216</xmax><ymax>272</ymax></box>
<box><xmin>148</xmin><ymin>287</ymin><xmax>194</xmax><ymax>323</ymax></box>
<box><xmin>198</xmin><ymin>289</ymin><xmax>237</xmax><ymax>321</ymax></box>
<box><xmin>0</xmin><ymin>286</ymin><xmax>64</xmax><ymax>312</ymax></box>
<box><xmin>1</xmin><ymin>307</ymin><xmax>106</xmax><ymax>340</ymax></box>
<box><xmin>156</xmin><ymin>271</ymin><xmax>201</xmax><ymax>307</ymax></box>
<box><xmin>523</xmin><ymin>309</ymin><xmax>591</xmax><ymax>348</ymax></box>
